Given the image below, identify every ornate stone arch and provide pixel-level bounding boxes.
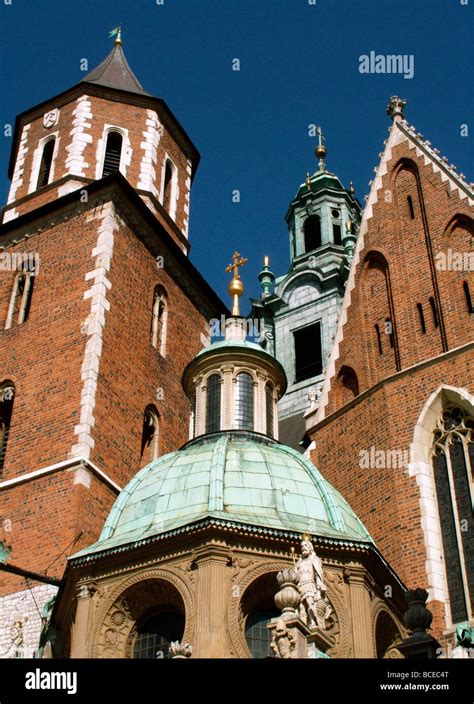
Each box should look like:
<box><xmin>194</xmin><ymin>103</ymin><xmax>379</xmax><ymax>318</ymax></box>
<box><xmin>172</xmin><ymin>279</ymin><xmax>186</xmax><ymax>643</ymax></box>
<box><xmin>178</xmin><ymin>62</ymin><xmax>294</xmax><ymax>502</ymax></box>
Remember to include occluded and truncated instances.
<box><xmin>408</xmin><ymin>384</ymin><xmax>474</xmax><ymax>620</ymax></box>
<box><xmin>92</xmin><ymin>567</ymin><xmax>195</xmax><ymax>658</ymax></box>
<box><xmin>371</xmin><ymin>600</ymin><xmax>404</xmax><ymax>659</ymax></box>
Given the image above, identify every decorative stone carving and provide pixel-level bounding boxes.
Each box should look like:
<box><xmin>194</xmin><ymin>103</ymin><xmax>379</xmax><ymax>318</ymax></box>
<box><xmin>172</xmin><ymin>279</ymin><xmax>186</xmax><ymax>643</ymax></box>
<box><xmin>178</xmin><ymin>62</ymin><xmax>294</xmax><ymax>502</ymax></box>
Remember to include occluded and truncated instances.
<box><xmin>274</xmin><ymin>569</ymin><xmax>300</xmax><ymax>617</ymax></box>
<box><xmin>295</xmin><ymin>539</ymin><xmax>332</xmax><ymax>630</ymax></box>
<box><xmin>43</xmin><ymin>109</ymin><xmax>59</xmax><ymax>128</ymax></box>
<box><xmin>398</xmin><ymin>588</ymin><xmax>441</xmax><ymax>659</ymax></box>
<box><xmin>386</xmin><ymin>96</ymin><xmax>407</xmax><ymax>120</ymax></box>
<box><xmin>169</xmin><ymin>641</ymin><xmax>193</xmax><ymax>659</ymax></box>
<box><xmin>270</xmin><ymin>619</ymin><xmax>297</xmax><ymax>659</ymax></box>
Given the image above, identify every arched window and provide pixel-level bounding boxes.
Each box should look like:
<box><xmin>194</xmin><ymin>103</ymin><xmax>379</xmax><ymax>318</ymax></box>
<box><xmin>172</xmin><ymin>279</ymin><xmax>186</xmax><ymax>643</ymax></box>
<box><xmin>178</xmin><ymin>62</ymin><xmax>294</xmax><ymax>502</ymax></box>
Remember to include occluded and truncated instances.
<box><xmin>463</xmin><ymin>281</ymin><xmax>473</xmax><ymax>314</ymax></box>
<box><xmin>235</xmin><ymin>372</ymin><xmax>254</xmax><ymax>430</ymax></box>
<box><xmin>429</xmin><ymin>297</ymin><xmax>439</xmax><ymax>328</ymax></box>
<box><xmin>163</xmin><ymin>160</ymin><xmax>173</xmax><ymax>213</ymax></box>
<box><xmin>37</xmin><ymin>139</ymin><xmax>55</xmax><ymax>189</ymax></box>
<box><xmin>102</xmin><ymin>131</ymin><xmax>123</xmax><ymax>177</ymax></box>
<box><xmin>133</xmin><ymin>611</ymin><xmax>184</xmax><ymax>659</ymax></box>
<box><xmin>432</xmin><ymin>405</ymin><xmax>474</xmax><ymax>624</ymax></box>
<box><xmin>150</xmin><ymin>286</ymin><xmax>167</xmax><ymax>355</ymax></box>
<box><xmin>417</xmin><ymin>303</ymin><xmax>426</xmax><ymax>334</ymax></box>
<box><xmin>303</xmin><ymin>215</ymin><xmax>322</xmax><ymax>252</ymax></box>
<box><xmin>242</xmin><ymin>572</ymin><xmax>280</xmax><ymax>658</ymax></box>
<box><xmin>206</xmin><ymin>374</ymin><xmax>221</xmax><ymax>433</ymax></box>
<box><xmin>140</xmin><ymin>406</ymin><xmax>159</xmax><ymax>466</ymax></box>
<box><xmin>0</xmin><ymin>383</ymin><xmax>15</xmax><ymax>476</ymax></box>
<box><xmin>5</xmin><ymin>265</ymin><xmax>36</xmax><ymax>329</ymax></box>
<box><xmin>265</xmin><ymin>382</ymin><xmax>274</xmax><ymax>439</ymax></box>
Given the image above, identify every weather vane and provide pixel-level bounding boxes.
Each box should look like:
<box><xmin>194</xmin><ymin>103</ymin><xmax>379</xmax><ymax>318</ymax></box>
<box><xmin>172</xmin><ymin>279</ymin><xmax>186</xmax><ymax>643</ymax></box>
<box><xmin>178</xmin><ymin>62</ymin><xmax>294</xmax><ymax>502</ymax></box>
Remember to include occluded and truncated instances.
<box><xmin>225</xmin><ymin>251</ymin><xmax>247</xmax><ymax>316</ymax></box>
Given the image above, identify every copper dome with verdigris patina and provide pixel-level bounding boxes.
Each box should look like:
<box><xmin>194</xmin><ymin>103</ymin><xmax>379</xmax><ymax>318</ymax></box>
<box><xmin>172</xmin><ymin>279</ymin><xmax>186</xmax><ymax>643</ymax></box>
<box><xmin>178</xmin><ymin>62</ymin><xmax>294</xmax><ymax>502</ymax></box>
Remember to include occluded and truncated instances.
<box><xmin>73</xmin><ymin>430</ymin><xmax>373</xmax><ymax>560</ymax></box>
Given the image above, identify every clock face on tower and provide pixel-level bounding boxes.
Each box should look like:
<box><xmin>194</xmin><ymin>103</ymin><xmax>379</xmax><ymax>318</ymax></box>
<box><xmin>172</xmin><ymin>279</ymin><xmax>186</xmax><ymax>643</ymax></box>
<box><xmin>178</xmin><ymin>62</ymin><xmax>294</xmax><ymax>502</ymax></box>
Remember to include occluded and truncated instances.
<box><xmin>43</xmin><ymin>109</ymin><xmax>59</xmax><ymax>128</ymax></box>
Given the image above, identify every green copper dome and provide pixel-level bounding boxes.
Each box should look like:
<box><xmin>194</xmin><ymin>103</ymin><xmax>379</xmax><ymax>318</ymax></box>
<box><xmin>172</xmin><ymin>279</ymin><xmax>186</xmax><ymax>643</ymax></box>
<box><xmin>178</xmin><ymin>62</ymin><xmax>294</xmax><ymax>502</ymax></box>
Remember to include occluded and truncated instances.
<box><xmin>74</xmin><ymin>431</ymin><xmax>372</xmax><ymax>559</ymax></box>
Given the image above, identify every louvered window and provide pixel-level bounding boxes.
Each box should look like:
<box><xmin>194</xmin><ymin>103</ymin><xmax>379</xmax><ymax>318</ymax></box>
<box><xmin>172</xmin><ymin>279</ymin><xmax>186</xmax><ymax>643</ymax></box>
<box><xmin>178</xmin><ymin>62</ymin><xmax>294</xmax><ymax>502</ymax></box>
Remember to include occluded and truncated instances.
<box><xmin>102</xmin><ymin>132</ymin><xmax>123</xmax><ymax>176</ymax></box>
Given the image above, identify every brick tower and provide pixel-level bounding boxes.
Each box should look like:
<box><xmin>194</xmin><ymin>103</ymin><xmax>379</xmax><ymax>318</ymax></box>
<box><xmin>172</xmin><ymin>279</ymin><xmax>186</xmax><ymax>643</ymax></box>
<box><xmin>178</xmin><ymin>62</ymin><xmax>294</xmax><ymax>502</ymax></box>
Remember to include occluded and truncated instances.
<box><xmin>0</xmin><ymin>33</ymin><xmax>225</xmax><ymax>656</ymax></box>
<box><xmin>305</xmin><ymin>97</ymin><xmax>474</xmax><ymax>648</ymax></box>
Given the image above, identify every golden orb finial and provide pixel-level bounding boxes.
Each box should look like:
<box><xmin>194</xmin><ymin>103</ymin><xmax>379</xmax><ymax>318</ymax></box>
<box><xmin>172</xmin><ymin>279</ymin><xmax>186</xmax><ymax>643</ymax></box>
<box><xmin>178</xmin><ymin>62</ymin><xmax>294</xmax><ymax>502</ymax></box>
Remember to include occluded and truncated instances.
<box><xmin>315</xmin><ymin>126</ymin><xmax>327</xmax><ymax>172</ymax></box>
<box><xmin>225</xmin><ymin>252</ymin><xmax>247</xmax><ymax>316</ymax></box>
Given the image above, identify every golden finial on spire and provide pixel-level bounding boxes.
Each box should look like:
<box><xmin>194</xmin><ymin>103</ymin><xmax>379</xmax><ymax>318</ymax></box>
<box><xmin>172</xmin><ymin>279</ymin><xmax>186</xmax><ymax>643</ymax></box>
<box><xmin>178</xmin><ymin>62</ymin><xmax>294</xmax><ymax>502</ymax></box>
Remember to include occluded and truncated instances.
<box><xmin>225</xmin><ymin>251</ymin><xmax>247</xmax><ymax>316</ymax></box>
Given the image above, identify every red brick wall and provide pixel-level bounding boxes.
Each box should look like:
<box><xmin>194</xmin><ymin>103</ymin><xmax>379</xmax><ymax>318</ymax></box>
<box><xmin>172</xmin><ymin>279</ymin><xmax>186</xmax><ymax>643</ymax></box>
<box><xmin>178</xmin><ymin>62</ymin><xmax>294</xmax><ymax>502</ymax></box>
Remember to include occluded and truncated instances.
<box><xmin>309</xmin><ymin>129</ymin><xmax>474</xmax><ymax>637</ymax></box>
<box><xmin>0</xmin><ymin>191</ymin><xmax>219</xmax><ymax>595</ymax></box>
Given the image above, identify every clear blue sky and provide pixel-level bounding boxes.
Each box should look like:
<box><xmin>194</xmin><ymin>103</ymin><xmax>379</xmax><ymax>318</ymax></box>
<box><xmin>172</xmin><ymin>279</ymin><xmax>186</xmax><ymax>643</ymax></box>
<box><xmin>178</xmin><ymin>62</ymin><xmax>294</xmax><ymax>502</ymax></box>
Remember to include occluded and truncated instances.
<box><xmin>1</xmin><ymin>0</ymin><xmax>472</xmax><ymax>307</ymax></box>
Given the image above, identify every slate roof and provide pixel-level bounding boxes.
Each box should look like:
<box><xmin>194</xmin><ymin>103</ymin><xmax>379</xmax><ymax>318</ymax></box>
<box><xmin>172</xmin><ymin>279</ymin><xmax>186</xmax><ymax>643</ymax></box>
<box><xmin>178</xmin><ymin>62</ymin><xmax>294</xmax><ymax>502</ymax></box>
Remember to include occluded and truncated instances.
<box><xmin>82</xmin><ymin>43</ymin><xmax>150</xmax><ymax>96</ymax></box>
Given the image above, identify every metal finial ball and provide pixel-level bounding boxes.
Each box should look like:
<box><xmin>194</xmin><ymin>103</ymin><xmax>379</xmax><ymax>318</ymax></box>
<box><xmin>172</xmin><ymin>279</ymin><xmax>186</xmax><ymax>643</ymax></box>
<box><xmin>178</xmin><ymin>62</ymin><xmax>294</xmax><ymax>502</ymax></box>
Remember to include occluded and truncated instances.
<box><xmin>315</xmin><ymin>145</ymin><xmax>327</xmax><ymax>160</ymax></box>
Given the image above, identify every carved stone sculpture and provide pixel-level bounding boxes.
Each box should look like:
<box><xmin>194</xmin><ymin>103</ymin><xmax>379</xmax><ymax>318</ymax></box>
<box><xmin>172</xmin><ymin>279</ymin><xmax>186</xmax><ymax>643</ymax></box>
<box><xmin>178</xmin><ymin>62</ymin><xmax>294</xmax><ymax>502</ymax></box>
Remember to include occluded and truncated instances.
<box><xmin>169</xmin><ymin>641</ymin><xmax>193</xmax><ymax>659</ymax></box>
<box><xmin>274</xmin><ymin>569</ymin><xmax>300</xmax><ymax>617</ymax></box>
<box><xmin>270</xmin><ymin>619</ymin><xmax>296</xmax><ymax>659</ymax></box>
<box><xmin>295</xmin><ymin>539</ymin><xmax>332</xmax><ymax>630</ymax></box>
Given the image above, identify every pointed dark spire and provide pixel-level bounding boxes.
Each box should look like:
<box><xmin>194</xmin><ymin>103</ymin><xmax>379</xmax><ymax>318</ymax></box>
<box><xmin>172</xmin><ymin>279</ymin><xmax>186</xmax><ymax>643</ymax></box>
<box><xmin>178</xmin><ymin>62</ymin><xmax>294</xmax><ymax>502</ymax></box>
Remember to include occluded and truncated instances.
<box><xmin>82</xmin><ymin>41</ymin><xmax>150</xmax><ymax>96</ymax></box>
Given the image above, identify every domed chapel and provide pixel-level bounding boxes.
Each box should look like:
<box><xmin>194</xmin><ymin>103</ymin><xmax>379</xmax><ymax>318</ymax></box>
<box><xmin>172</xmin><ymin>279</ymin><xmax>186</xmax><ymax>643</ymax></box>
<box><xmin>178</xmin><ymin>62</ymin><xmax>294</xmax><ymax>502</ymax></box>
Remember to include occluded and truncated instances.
<box><xmin>51</xmin><ymin>257</ymin><xmax>406</xmax><ymax>659</ymax></box>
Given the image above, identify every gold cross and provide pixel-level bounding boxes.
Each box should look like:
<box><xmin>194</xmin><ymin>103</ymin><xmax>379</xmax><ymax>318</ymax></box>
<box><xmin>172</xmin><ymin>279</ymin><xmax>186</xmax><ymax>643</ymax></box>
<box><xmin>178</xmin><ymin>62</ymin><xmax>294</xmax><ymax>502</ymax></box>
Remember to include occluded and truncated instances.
<box><xmin>225</xmin><ymin>251</ymin><xmax>247</xmax><ymax>279</ymax></box>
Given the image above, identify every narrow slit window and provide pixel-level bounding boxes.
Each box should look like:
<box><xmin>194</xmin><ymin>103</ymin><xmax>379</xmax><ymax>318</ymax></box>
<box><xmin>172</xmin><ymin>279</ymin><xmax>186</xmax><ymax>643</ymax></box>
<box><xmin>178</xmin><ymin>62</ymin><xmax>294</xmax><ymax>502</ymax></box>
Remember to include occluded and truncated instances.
<box><xmin>429</xmin><ymin>297</ymin><xmax>439</xmax><ymax>328</ymax></box>
<box><xmin>140</xmin><ymin>407</ymin><xmax>159</xmax><ymax>466</ymax></box>
<box><xmin>0</xmin><ymin>384</ymin><xmax>15</xmax><ymax>476</ymax></box>
<box><xmin>333</xmin><ymin>223</ymin><xmax>342</xmax><ymax>246</ymax></box>
<box><xmin>102</xmin><ymin>132</ymin><xmax>123</xmax><ymax>177</ymax></box>
<box><xmin>407</xmin><ymin>195</ymin><xmax>415</xmax><ymax>220</ymax></box>
<box><xmin>417</xmin><ymin>303</ymin><xmax>426</xmax><ymax>334</ymax></box>
<box><xmin>463</xmin><ymin>281</ymin><xmax>473</xmax><ymax>314</ymax></box>
<box><xmin>374</xmin><ymin>323</ymin><xmax>383</xmax><ymax>354</ymax></box>
<box><xmin>163</xmin><ymin>161</ymin><xmax>173</xmax><ymax>214</ymax></box>
<box><xmin>37</xmin><ymin>139</ymin><xmax>55</xmax><ymax>189</ymax></box>
<box><xmin>150</xmin><ymin>286</ymin><xmax>167</xmax><ymax>355</ymax></box>
<box><xmin>5</xmin><ymin>266</ymin><xmax>36</xmax><ymax>330</ymax></box>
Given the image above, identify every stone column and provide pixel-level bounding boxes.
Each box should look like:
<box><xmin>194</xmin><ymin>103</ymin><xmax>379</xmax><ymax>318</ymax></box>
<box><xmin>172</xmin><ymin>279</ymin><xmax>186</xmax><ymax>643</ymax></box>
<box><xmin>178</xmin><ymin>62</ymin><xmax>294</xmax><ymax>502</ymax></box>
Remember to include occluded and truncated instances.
<box><xmin>347</xmin><ymin>568</ymin><xmax>375</xmax><ymax>658</ymax></box>
<box><xmin>221</xmin><ymin>364</ymin><xmax>234</xmax><ymax>430</ymax></box>
<box><xmin>255</xmin><ymin>371</ymin><xmax>266</xmax><ymax>434</ymax></box>
<box><xmin>70</xmin><ymin>583</ymin><xmax>94</xmax><ymax>658</ymax></box>
<box><xmin>194</xmin><ymin>375</ymin><xmax>204</xmax><ymax>436</ymax></box>
<box><xmin>193</xmin><ymin>545</ymin><xmax>231</xmax><ymax>658</ymax></box>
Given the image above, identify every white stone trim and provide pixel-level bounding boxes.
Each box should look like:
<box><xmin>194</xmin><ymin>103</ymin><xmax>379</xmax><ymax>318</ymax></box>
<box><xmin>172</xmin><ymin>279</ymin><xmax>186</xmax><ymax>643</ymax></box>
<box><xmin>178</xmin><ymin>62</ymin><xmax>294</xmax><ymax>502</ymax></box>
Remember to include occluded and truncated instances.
<box><xmin>65</xmin><ymin>95</ymin><xmax>92</xmax><ymax>177</ymax></box>
<box><xmin>28</xmin><ymin>132</ymin><xmax>60</xmax><ymax>194</ymax></box>
<box><xmin>137</xmin><ymin>110</ymin><xmax>163</xmax><ymax>198</ymax></box>
<box><xmin>71</xmin><ymin>203</ymin><xmax>119</xmax><ymax>459</ymax></box>
<box><xmin>408</xmin><ymin>385</ymin><xmax>474</xmax><ymax>624</ymax></box>
<box><xmin>95</xmin><ymin>124</ymin><xmax>132</xmax><ymax>180</ymax></box>
<box><xmin>7</xmin><ymin>123</ymin><xmax>30</xmax><ymax>205</ymax></box>
<box><xmin>182</xmin><ymin>159</ymin><xmax>193</xmax><ymax>240</ymax></box>
<box><xmin>0</xmin><ymin>455</ymin><xmax>122</xmax><ymax>493</ymax></box>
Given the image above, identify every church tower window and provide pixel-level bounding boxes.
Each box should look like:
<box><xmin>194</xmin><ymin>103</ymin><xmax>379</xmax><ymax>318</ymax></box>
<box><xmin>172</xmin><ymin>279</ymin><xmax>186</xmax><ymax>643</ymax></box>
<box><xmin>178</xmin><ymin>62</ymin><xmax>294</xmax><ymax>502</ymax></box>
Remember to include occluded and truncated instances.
<box><xmin>303</xmin><ymin>215</ymin><xmax>322</xmax><ymax>252</ymax></box>
<box><xmin>162</xmin><ymin>158</ymin><xmax>178</xmax><ymax>218</ymax></box>
<box><xmin>140</xmin><ymin>406</ymin><xmax>160</xmax><ymax>466</ymax></box>
<box><xmin>37</xmin><ymin>138</ymin><xmax>55</xmax><ymax>189</ymax></box>
<box><xmin>0</xmin><ymin>383</ymin><xmax>15</xmax><ymax>476</ymax></box>
<box><xmin>432</xmin><ymin>405</ymin><xmax>474</xmax><ymax>624</ymax></box>
<box><xmin>206</xmin><ymin>374</ymin><xmax>222</xmax><ymax>433</ymax></box>
<box><xmin>5</xmin><ymin>265</ymin><xmax>36</xmax><ymax>329</ymax></box>
<box><xmin>234</xmin><ymin>372</ymin><xmax>254</xmax><ymax>430</ymax></box>
<box><xmin>294</xmin><ymin>323</ymin><xmax>322</xmax><ymax>382</ymax></box>
<box><xmin>333</xmin><ymin>223</ymin><xmax>342</xmax><ymax>245</ymax></box>
<box><xmin>102</xmin><ymin>131</ymin><xmax>123</xmax><ymax>177</ymax></box>
<box><xmin>151</xmin><ymin>286</ymin><xmax>167</xmax><ymax>355</ymax></box>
